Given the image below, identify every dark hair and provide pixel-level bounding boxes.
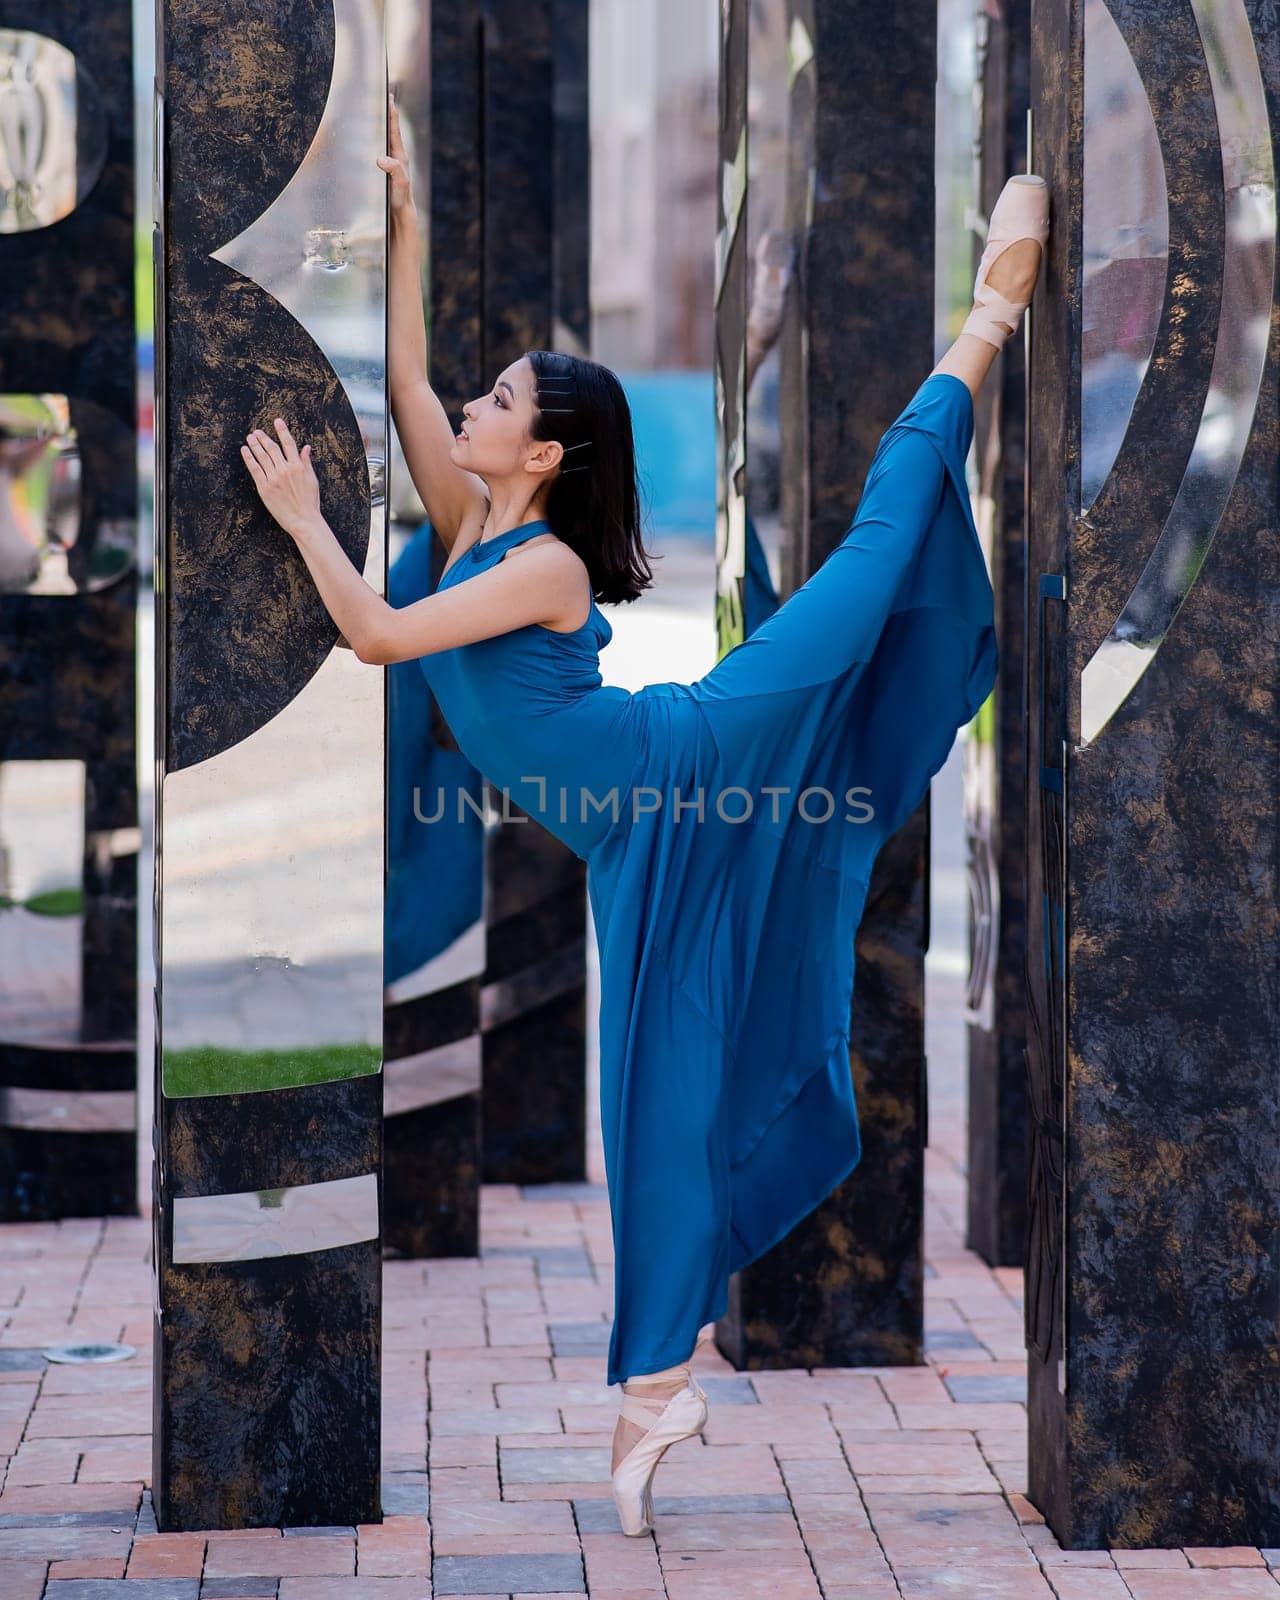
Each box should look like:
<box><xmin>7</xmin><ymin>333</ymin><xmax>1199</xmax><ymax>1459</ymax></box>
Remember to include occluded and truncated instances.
<box><xmin>525</xmin><ymin>349</ymin><xmax>658</xmax><ymax>604</ymax></box>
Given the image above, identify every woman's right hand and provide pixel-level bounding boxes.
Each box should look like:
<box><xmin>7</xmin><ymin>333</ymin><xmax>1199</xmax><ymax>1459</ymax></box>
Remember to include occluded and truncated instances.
<box><xmin>377</xmin><ymin>92</ymin><xmax>414</xmax><ymax>216</ymax></box>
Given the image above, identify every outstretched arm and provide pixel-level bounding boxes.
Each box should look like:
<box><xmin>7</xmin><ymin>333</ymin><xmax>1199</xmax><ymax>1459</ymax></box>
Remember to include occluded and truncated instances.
<box><xmin>381</xmin><ymin>93</ymin><xmax>488</xmax><ymax>552</ymax></box>
<box><xmin>241</xmin><ymin>416</ymin><xmax>586</xmax><ymax>662</ymax></box>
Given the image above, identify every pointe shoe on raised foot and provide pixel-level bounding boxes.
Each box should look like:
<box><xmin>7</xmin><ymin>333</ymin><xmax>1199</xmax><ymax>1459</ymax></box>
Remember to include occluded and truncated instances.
<box><xmin>961</xmin><ymin>173</ymin><xmax>1049</xmax><ymax>350</ymax></box>
<box><xmin>610</xmin><ymin>1370</ymin><xmax>709</xmax><ymax>1536</ymax></box>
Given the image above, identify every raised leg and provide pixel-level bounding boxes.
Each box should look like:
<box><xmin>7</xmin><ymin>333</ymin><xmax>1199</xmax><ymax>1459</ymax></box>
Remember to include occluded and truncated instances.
<box><xmin>930</xmin><ymin>234</ymin><xmax>1043</xmax><ymax>405</ymax></box>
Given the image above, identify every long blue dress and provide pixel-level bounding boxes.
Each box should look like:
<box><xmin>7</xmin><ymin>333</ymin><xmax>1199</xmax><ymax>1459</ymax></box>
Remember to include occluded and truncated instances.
<box><xmin>418</xmin><ymin>372</ymin><xmax>997</xmax><ymax>1387</ymax></box>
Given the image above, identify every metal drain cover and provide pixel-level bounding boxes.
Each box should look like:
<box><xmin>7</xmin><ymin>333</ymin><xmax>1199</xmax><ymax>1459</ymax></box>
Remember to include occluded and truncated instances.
<box><xmin>41</xmin><ymin>1342</ymin><xmax>137</xmax><ymax>1364</ymax></box>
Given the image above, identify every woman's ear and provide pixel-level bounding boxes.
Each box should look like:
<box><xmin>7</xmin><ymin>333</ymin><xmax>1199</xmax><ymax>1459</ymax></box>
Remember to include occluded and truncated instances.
<box><xmin>526</xmin><ymin>438</ymin><xmax>564</xmax><ymax>476</ymax></box>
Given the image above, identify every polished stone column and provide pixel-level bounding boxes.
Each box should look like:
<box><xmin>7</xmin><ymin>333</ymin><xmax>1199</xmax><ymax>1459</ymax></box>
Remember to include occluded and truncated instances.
<box><xmin>965</xmin><ymin>0</ymin><xmax>1032</xmax><ymax>1269</ymax></box>
<box><xmin>0</xmin><ymin>3</ymin><xmax>139</xmax><ymax>1220</ymax></box>
<box><xmin>712</xmin><ymin>0</ymin><xmax>937</xmax><ymax>1370</ymax></box>
<box><xmin>1026</xmin><ymin>0</ymin><xmax>1278</xmax><ymax>1547</ymax></box>
<box><xmin>152</xmin><ymin>0</ymin><xmax>385</xmax><ymax>1529</ymax></box>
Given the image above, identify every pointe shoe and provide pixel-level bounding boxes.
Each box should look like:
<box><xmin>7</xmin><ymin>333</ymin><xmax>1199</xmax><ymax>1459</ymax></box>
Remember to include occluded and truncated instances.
<box><xmin>961</xmin><ymin>173</ymin><xmax>1049</xmax><ymax>349</ymax></box>
<box><xmin>610</xmin><ymin>1369</ymin><xmax>709</xmax><ymax>1536</ymax></box>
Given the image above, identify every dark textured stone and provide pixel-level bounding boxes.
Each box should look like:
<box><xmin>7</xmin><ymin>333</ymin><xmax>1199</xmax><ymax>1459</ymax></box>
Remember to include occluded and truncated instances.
<box><xmin>161</xmin><ymin>0</ymin><xmax>370</xmax><ymax>772</ymax></box>
<box><xmin>154</xmin><ymin>1</ymin><xmax>383</xmax><ymax>1531</ymax></box>
<box><xmin>0</xmin><ymin>0</ymin><xmax>138</xmax><ymax>1222</ymax></box>
<box><xmin>714</xmin><ymin>0</ymin><xmax>936</xmax><ymax>1374</ymax></box>
<box><xmin>1025</xmin><ymin>0</ymin><xmax>1279</xmax><ymax>1550</ymax></box>
<box><xmin>965</xmin><ymin>0</ymin><xmax>1032</xmax><ymax>1276</ymax></box>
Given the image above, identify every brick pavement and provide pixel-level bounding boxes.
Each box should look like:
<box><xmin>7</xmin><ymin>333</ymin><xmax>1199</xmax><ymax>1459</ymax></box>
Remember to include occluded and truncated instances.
<box><xmin>1</xmin><ymin>1173</ymin><xmax>1276</xmax><ymax>1599</ymax></box>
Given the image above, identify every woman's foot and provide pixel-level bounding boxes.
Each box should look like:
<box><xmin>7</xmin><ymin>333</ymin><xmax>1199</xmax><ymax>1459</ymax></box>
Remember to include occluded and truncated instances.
<box><xmin>611</xmin><ymin>1370</ymin><xmax>690</xmax><ymax>1474</ymax></box>
<box><xmin>931</xmin><ymin>173</ymin><xmax>1050</xmax><ymax>402</ymax></box>
<box><xmin>960</xmin><ymin>173</ymin><xmax>1049</xmax><ymax>348</ymax></box>
<box><xmin>609</xmin><ymin>1364</ymin><xmax>709</xmax><ymax>1535</ymax></box>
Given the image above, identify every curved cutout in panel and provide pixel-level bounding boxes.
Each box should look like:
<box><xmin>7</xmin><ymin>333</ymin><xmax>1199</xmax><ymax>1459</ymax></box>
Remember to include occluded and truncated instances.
<box><xmin>1079</xmin><ymin>0</ymin><xmax>1275</xmax><ymax>746</ymax></box>
<box><xmin>0</xmin><ymin>31</ymin><xmax>109</xmax><ymax>233</ymax></box>
<box><xmin>1080</xmin><ymin>0</ymin><xmax>1169</xmax><ymax>513</ymax></box>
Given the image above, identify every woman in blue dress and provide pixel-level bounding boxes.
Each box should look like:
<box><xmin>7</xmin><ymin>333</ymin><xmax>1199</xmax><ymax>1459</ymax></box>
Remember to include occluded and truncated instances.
<box><xmin>241</xmin><ymin>98</ymin><xmax>1049</xmax><ymax>1536</ymax></box>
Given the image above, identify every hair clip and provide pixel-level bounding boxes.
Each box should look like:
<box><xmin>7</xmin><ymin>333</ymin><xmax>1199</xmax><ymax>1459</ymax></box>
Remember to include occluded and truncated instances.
<box><xmin>561</xmin><ymin>439</ymin><xmax>593</xmax><ymax>454</ymax></box>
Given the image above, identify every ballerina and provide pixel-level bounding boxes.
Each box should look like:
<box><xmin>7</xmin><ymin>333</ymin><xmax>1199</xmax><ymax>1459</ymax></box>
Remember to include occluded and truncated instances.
<box><xmin>240</xmin><ymin>96</ymin><xmax>1048</xmax><ymax>1538</ymax></box>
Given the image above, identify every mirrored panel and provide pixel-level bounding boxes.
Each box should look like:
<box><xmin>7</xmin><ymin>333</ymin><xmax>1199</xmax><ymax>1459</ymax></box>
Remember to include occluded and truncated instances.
<box><xmin>0</xmin><ymin>30</ymin><xmax>109</xmax><ymax>233</ymax></box>
<box><xmin>0</xmin><ymin>759</ymin><xmax>84</xmax><ymax>1045</ymax></box>
<box><xmin>0</xmin><ymin>395</ymin><xmax>135</xmax><ymax>594</ymax></box>
<box><xmin>1079</xmin><ymin>0</ymin><xmax>1275</xmax><ymax>744</ymax></box>
<box><xmin>1080</xmin><ymin>0</ymin><xmax>1169</xmax><ymax>514</ymax></box>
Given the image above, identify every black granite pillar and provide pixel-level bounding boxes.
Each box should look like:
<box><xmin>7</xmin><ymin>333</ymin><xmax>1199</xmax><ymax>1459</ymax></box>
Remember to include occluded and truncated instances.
<box><xmin>152</xmin><ymin>0</ymin><xmax>385</xmax><ymax>1529</ymax></box>
<box><xmin>1026</xmin><ymin>0</ymin><xmax>1279</xmax><ymax>1547</ymax></box>
<box><xmin>0</xmin><ymin>3</ymin><xmax>139</xmax><ymax>1221</ymax></box>
<box><xmin>713</xmin><ymin>0</ymin><xmax>938</xmax><ymax>1369</ymax></box>
<box><xmin>382</xmin><ymin>0</ymin><xmax>592</xmax><ymax>1255</ymax></box>
<box><xmin>965</xmin><ymin>0</ymin><xmax>1033</xmax><ymax>1269</ymax></box>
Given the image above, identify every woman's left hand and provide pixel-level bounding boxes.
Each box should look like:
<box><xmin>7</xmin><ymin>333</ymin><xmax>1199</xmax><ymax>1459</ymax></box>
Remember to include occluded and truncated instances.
<box><xmin>242</xmin><ymin>417</ymin><xmax>321</xmax><ymax>539</ymax></box>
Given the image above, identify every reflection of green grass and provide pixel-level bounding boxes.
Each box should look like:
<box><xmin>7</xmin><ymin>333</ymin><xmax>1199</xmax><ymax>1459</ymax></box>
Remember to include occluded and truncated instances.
<box><xmin>24</xmin><ymin>887</ymin><xmax>84</xmax><ymax>918</ymax></box>
<box><xmin>163</xmin><ymin>1042</ymin><xmax>381</xmax><ymax>1099</ymax></box>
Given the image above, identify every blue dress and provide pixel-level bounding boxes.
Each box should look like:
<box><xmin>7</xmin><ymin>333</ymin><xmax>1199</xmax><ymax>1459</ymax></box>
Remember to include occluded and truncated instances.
<box><xmin>418</xmin><ymin>372</ymin><xmax>996</xmax><ymax>1387</ymax></box>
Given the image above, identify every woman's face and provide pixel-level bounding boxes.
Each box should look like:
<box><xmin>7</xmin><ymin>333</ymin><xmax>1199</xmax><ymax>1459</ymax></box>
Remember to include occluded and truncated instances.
<box><xmin>451</xmin><ymin>355</ymin><xmax>561</xmax><ymax>483</ymax></box>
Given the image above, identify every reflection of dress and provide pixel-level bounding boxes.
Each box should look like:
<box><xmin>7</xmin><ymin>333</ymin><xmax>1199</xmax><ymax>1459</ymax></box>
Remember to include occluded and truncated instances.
<box><xmin>386</xmin><ymin>522</ymin><xmax>484</xmax><ymax>986</ymax></box>
<box><xmin>418</xmin><ymin>373</ymin><xmax>997</xmax><ymax>1386</ymax></box>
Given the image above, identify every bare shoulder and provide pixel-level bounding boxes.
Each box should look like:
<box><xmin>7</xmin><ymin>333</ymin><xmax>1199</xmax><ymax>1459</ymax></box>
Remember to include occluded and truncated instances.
<box><xmin>499</xmin><ymin>534</ymin><xmax>592</xmax><ymax>632</ymax></box>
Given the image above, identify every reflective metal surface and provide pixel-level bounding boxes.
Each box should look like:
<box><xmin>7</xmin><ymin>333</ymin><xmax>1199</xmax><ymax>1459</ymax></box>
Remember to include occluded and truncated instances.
<box><xmin>1080</xmin><ymin>0</ymin><xmax>1168</xmax><ymax>514</ymax></box>
<box><xmin>0</xmin><ymin>30</ymin><xmax>109</xmax><ymax>233</ymax></box>
<box><xmin>1079</xmin><ymin>0</ymin><xmax>1275</xmax><ymax>745</ymax></box>
<box><xmin>0</xmin><ymin>759</ymin><xmax>84</xmax><ymax>1046</ymax></box>
<box><xmin>0</xmin><ymin>395</ymin><xmax>135</xmax><ymax>595</ymax></box>
<box><xmin>0</xmin><ymin>1085</ymin><xmax>135</xmax><ymax>1132</ymax></box>
<box><xmin>171</xmin><ymin>1171</ymin><xmax>380</xmax><ymax>1264</ymax></box>
<box><xmin>383</xmin><ymin>1038</ymin><xmax>481</xmax><ymax>1117</ymax></box>
<box><xmin>160</xmin><ymin>0</ymin><xmax>387</xmax><ymax>1097</ymax></box>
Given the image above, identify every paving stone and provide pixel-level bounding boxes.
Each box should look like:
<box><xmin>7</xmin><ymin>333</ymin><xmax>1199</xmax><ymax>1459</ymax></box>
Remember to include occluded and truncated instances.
<box><xmin>433</xmin><ymin>1552</ymin><xmax>586</xmax><ymax>1594</ymax></box>
<box><xmin>199</xmin><ymin>1581</ymin><xmax>279</xmax><ymax>1598</ymax></box>
<box><xmin>44</xmin><ymin>1584</ymin><xmax>200</xmax><ymax>1600</ymax></box>
<box><xmin>0</xmin><ymin>1559</ymin><xmax>47</xmax><ymax>1600</ymax></box>
<box><xmin>0</xmin><ymin>1351</ymin><xmax>47</xmax><ymax>1371</ymax></box>
<box><xmin>942</xmin><ymin>1374</ymin><xmax>1029</xmax><ymax>1404</ymax></box>
<box><xmin>923</xmin><ymin>1328</ymin><xmax>984</xmax><ymax>1351</ymax></box>
<box><xmin>547</xmin><ymin>1323</ymin><xmax>611</xmax><ymax>1357</ymax></box>
<box><xmin>518</xmin><ymin>1183</ymin><xmax>607</xmax><ymax>1203</ymax></box>
<box><xmin>697</xmin><ymin>1376</ymin><xmax>758</xmax><ymax>1405</ymax></box>
<box><xmin>483</xmin><ymin>1247</ymin><xmax>595</xmax><ymax>1279</ymax></box>
<box><xmin>572</xmin><ymin>1492</ymin><xmax>793</xmax><ymax>1533</ymax></box>
<box><xmin>278</xmin><ymin>1583</ymin><xmax>429</xmax><ymax>1599</ymax></box>
<box><xmin>136</xmin><ymin>1488</ymin><xmax>160</xmax><ymax>1536</ymax></box>
<box><xmin>0</xmin><ymin>1511</ymin><xmax>136</xmax><ymax>1528</ymax></box>
<box><xmin>500</xmin><ymin>1444</ymin><xmax>612</xmax><ymax>1483</ymax></box>
<box><xmin>0</xmin><ymin>1527</ymin><xmax>133</xmax><ymax>1559</ymax></box>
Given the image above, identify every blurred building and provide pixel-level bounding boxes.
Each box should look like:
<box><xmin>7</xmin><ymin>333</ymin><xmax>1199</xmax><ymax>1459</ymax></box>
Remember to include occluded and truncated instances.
<box><xmin>590</xmin><ymin>0</ymin><xmax>719</xmax><ymax>369</ymax></box>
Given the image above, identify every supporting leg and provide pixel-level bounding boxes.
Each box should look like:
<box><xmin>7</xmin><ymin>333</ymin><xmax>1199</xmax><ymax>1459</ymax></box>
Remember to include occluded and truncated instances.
<box><xmin>611</xmin><ymin>1350</ymin><xmax>698</xmax><ymax>1474</ymax></box>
